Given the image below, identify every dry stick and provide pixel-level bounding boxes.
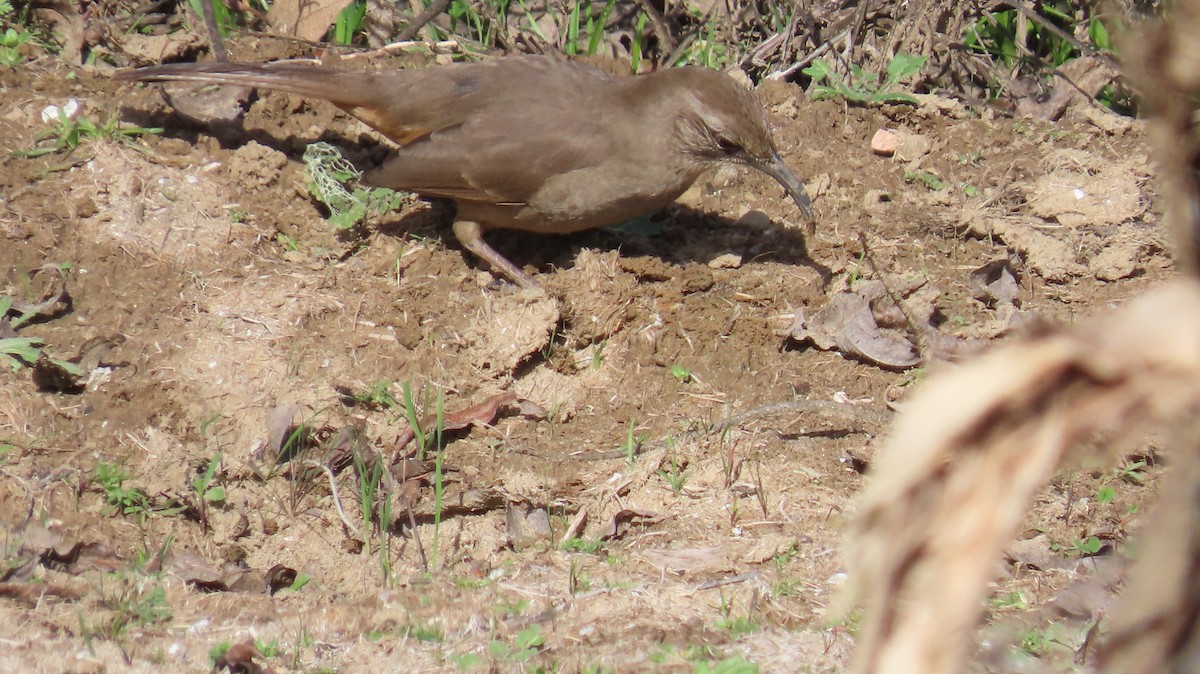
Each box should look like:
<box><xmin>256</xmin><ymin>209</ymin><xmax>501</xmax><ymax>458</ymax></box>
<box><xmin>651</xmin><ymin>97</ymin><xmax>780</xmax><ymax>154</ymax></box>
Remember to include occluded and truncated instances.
<box><xmin>318</xmin><ymin>40</ymin><xmax>462</xmax><ymax>62</ymax></box>
<box><xmin>303</xmin><ymin>459</ymin><xmax>364</xmax><ymax>538</ymax></box>
<box><xmin>396</xmin><ymin>0</ymin><xmax>453</xmax><ymax>42</ymax></box>
<box><xmin>664</xmin><ymin>1</ymin><xmax>720</xmax><ymax>68</ymax></box>
<box><xmin>694</xmin><ymin>571</ymin><xmax>758</xmax><ymax>592</ymax></box>
<box><xmin>405</xmin><ymin>503</ymin><xmax>429</xmax><ymax>572</ymax></box>
<box><xmin>857</xmin><ymin>231</ymin><xmax>932</xmax><ymax>365</ymax></box>
<box><xmin>632</xmin><ymin>0</ymin><xmax>676</xmax><ymax>64</ymax></box>
<box><xmin>540</xmin><ymin>399</ymin><xmax>892</xmax><ymax>462</ymax></box>
<box><xmin>768</xmin><ymin>39</ymin><xmax>835</xmax><ymax>80</ymax></box>
<box><xmin>769</xmin><ymin>0</ymin><xmax>867</xmax><ymax>81</ymax></box>
<box><xmin>748</xmin><ymin>12</ymin><xmax>794</xmax><ymax>68</ymax></box>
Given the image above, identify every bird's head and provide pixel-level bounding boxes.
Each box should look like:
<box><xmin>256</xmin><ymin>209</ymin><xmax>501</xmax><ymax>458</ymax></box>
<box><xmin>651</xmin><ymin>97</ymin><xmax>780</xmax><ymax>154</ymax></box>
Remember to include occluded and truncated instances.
<box><xmin>673</xmin><ymin>70</ymin><xmax>814</xmax><ymax>224</ymax></box>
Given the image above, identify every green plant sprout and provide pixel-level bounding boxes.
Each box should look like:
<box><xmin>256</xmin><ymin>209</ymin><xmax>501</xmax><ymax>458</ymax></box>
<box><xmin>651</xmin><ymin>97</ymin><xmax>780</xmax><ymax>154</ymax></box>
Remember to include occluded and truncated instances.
<box><xmin>803</xmin><ymin>53</ymin><xmax>927</xmax><ymax>105</ymax></box>
<box><xmin>0</xmin><ymin>26</ymin><xmax>30</xmax><ymax>67</ymax></box>
<box><xmin>16</xmin><ymin>101</ymin><xmax>161</xmax><ymax>158</ymax></box>
<box><xmin>333</xmin><ymin>0</ymin><xmax>367</xmax><ymax>44</ymax></box>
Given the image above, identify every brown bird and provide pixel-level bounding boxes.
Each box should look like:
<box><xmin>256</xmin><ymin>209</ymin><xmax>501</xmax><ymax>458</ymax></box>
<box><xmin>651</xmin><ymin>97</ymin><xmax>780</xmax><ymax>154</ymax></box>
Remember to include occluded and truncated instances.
<box><xmin>118</xmin><ymin>55</ymin><xmax>814</xmax><ymax>288</ymax></box>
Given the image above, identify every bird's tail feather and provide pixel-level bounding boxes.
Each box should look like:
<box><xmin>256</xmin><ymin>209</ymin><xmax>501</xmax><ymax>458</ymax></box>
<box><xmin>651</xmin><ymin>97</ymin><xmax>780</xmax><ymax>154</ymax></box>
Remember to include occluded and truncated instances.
<box><xmin>116</xmin><ymin>62</ymin><xmax>382</xmax><ymax>110</ymax></box>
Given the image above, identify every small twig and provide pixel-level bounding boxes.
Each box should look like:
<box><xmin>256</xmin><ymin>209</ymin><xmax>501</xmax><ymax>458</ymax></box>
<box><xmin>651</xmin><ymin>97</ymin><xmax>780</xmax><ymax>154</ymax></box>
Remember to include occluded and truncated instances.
<box><xmin>694</xmin><ymin>571</ymin><xmax>758</xmax><ymax>592</ymax></box>
<box><xmin>526</xmin><ymin>399</ymin><xmax>891</xmax><ymax>462</ymax></box>
<box><xmin>664</xmin><ymin>0</ymin><xmax>720</xmax><ymax>68</ymax></box>
<box><xmin>406</xmin><ymin>502</ymin><xmax>428</xmax><ymax>572</ymax></box>
<box><xmin>339</xmin><ymin>39</ymin><xmax>462</xmax><ymax>61</ymax></box>
<box><xmin>632</xmin><ymin>0</ymin><xmax>676</xmax><ymax>64</ymax></box>
<box><xmin>768</xmin><ymin>40</ymin><xmax>835</xmax><ymax>80</ymax></box>
<box><xmin>303</xmin><ymin>459</ymin><xmax>363</xmax><ymax>537</ymax></box>
<box><xmin>396</xmin><ymin>0</ymin><xmax>454</xmax><ymax>42</ymax></box>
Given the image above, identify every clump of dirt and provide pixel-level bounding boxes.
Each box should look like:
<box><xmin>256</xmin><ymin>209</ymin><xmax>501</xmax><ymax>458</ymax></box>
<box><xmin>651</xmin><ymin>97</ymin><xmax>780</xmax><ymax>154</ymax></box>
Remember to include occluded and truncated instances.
<box><xmin>0</xmin><ymin>37</ymin><xmax>1168</xmax><ymax>674</ymax></box>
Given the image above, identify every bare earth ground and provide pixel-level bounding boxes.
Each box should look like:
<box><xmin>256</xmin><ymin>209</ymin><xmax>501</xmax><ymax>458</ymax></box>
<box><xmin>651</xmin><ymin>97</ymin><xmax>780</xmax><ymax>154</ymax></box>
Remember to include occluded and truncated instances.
<box><xmin>0</xmin><ymin>48</ymin><xmax>1169</xmax><ymax>673</ymax></box>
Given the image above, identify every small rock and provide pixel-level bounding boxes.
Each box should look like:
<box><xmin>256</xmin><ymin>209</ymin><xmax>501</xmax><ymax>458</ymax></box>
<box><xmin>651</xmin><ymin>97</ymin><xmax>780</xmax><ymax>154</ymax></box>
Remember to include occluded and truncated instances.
<box><xmin>871</xmin><ymin>129</ymin><xmax>898</xmax><ymax>156</ymax></box>
<box><xmin>737</xmin><ymin>209</ymin><xmax>773</xmax><ymax>231</ymax></box>
<box><xmin>1091</xmin><ymin>244</ymin><xmax>1140</xmax><ymax>281</ymax></box>
<box><xmin>709</xmin><ymin>253</ymin><xmax>743</xmax><ymax>269</ymax></box>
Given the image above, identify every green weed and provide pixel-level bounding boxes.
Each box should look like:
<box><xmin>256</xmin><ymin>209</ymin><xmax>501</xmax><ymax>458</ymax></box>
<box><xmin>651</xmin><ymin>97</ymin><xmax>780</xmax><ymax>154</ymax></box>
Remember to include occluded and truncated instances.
<box><xmin>190</xmin><ymin>453</ymin><xmax>225</xmax><ymax>531</ymax></box>
<box><xmin>904</xmin><ymin>170</ymin><xmax>947</xmax><ymax>191</ymax></box>
<box><xmin>0</xmin><ymin>26</ymin><xmax>29</xmax><ymax>67</ymax></box>
<box><xmin>657</xmin><ymin>454</ymin><xmax>690</xmax><ymax>495</ymax></box>
<box><xmin>94</xmin><ymin>462</ymin><xmax>151</xmax><ymax>516</ymax></box>
<box><xmin>16</xmin><ymin>104</ymin><xmax>161</xmax><ymax>158</ymax></box>
<box><xmin>669</xmin><ymin>364</ymin><xmax>693</xmax><ymax>383</ymax></box>
<box><xmin>186</xmin><ymin>0</ymin><xmax>235</xmax><ymax>36</ymax></box>
<box><xmin>803</xmin><ymin>53</ymin><xmax>927</xmax><ymax>105</ymax></box>
<box><xmin>333</xmin><ymin>0</ymin><xmax>367</xmax><ymax>44</ymax></box>
<box><xmin>692</xmin><ymin>656</ymin><xmax>759</xmax><ymax>674</ymax></box>
<box><xmin>565</xmin><ymin>0</ymin><xmax>615</xmax><ymax>56</ymax></box>
<box><xmin>488</xmin><ymin>625</ymin><xmax>545</xmax><ymax>666</ymax></box>
<box><xmin>561</xmin><ymin>537</ymin><xmax>605</xmax><ymax>554</ymax></box>
<box><xmin>93</xmin><ymin>581</ymin><xmax>172</xmax><ymax>640</ymax></box>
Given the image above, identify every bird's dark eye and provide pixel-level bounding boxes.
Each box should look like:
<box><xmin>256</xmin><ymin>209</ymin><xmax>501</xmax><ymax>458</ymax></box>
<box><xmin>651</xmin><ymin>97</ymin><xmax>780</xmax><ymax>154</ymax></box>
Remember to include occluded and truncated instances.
<box><xmin>716</xmin><ymin>136</ymin><xmax>741</xmax><ymax>154</ymax></box>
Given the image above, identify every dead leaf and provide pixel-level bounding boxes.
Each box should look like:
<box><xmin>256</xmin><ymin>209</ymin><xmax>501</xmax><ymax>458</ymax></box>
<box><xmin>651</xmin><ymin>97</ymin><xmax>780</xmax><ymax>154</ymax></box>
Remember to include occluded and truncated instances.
<box><xmin>789</xmin><ymin>292</ymin><xmax>920</xmax><ymax>368</ymax></box>
<box><xmin>264</xmin><ymin>403</ymin><xmax>301</xmax><ymax>459</ymax></box>
<box><xmin>969</xmin><ymin>259</ymin><xmax>1022</xmax><ymax>308</ymax></box>
<box><xmin>0</xmin><ymin>581</ymin><xmax>84</xmax><ymax>606</ymax></box>
<box><xmin>265</xmin><ymin>564</ymin><xmax>297</xmax><ymax>595</ymax></box>
<box><xmin>267</xmin><ymin>0</ymin><xmax>355</xmax><ymax>41</ymax></box>
<box><xmin>5</xmin><ymin>264</ymin><xmax>69</xmax><ymax>317</ymax></box>
<box><xmin>31</xmin><ymin>335</ymin><xmax>124</xmax><ymax>393</ymax></box>
<box><xmin>601</xmin><ymin>508</ymin><xmax>661</xmax><ymax>541</ymax></box>
<box><xmin>506</xmin><ymin>503</ymin><xmax>552</xmax><ymax>547</ymax></box>
<box><xmin>215</xmin><ymin>637</ymin><xmax>272</xmax><ymax>674</ymax></box>
<box><xmin>392</xmin><ymin>391</ymin><xmax>519</xmax><ymax>458</ymax></box>
<box><xmin>160</xmin><ymin>81</ymin><xmax>253</xmax><ymax>126</ymax></box>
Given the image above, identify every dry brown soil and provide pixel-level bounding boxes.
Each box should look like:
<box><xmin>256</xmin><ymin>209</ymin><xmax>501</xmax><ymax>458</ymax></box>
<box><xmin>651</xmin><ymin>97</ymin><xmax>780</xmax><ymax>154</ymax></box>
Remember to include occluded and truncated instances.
<box><xmin>0</xmin><ymin>47</ymin><xmax>1169</xmax><ymax>673</ymax></box>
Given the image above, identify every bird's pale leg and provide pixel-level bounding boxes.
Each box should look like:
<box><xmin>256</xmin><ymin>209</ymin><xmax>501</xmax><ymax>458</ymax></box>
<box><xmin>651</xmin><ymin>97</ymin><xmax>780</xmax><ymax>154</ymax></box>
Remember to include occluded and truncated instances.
<box><xmin>452</xmin><ymin>220</ymin><xmax>539</xmax><ymax>289</ymax></box>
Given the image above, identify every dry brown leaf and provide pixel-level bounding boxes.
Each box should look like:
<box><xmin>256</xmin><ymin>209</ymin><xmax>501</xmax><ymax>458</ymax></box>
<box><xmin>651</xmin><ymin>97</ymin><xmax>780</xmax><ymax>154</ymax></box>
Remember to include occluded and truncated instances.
<box><xmin>788</xmin><ymin>292</ymin><xmax>920</xmax><ymax>368</ymax></box>
<box><xmin>968</xmin><ymin>258</ymin><xmax>1022</xmax><ymax>307</ymax></box>
<box><xmin>266</xmin><ymin>0</ymin><xmax>353</xmax><ymax>41</ymax></box>
<box><xmin>215</xmin><ymin>638</ymin><xmax>271</xmax><ymax>674</ymax></box>
<box><xmin>0</xmin><ymin>581</ymin><xmax>84</xmax><ymax>605</ymax></box>
<box><xmin>264</xmin><ymin>403</ymin><xmax>300</xmax><ymax>459</ymax></box>
<box><xmin>601</xmin><ymin>508</ymin><xmax>661</xmax><ymax>541</ymax></box>
<box><xmin>392</xmin><ymin>391</ymin><xmax>518</xmax><ymax>456</ymax></box>
<box><xmin>506</xmin><ymin>503</ymin><xmax>552</xmax><ymax>547</ymax></box>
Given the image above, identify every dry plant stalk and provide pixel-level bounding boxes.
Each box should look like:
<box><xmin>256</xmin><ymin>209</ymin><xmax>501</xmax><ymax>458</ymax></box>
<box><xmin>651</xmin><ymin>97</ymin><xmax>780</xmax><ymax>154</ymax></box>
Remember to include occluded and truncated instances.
<box><xmin>837</xmin><ymin>280</ymin><xmax>1200</xmax><ymax>674</ymax></box>
<box><xmin>1097</xmin><ymin>451</ymin><xmax>1200</xmax><ymax>673</ymax></box>
<box><xmin>839</xmin><ymin>2</ymin><xmax>1200</xmax><ymax>671</ymax></box>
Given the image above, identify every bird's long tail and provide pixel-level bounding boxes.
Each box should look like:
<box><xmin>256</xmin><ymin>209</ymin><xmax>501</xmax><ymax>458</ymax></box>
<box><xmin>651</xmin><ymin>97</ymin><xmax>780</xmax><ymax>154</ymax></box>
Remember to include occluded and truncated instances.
<box><xmin>116</xmin><ymin>61</ymin><xmax>383</xmax><ymax>110</ymax></box>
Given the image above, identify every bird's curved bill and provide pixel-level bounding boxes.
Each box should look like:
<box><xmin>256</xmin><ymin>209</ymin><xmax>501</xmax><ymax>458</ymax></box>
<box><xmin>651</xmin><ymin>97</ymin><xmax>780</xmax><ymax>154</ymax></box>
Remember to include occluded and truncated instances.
<box><xmin>756</xmin><ymin>152</ymin><xmax>814</xmax><ymax>227</ymax></box>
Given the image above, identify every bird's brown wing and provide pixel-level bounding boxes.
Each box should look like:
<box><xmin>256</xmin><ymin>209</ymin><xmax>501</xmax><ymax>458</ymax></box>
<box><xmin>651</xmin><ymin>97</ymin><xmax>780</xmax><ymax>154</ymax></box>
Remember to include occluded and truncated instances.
<box><xmin>364</xmin><ymin>57</ymin><xmax>622</xmax><ymax>207</ymax></box>
<box><xmin>366</xmin><ymin>111</ymin><xmax>616</xmax><ymax>206</ymax></box>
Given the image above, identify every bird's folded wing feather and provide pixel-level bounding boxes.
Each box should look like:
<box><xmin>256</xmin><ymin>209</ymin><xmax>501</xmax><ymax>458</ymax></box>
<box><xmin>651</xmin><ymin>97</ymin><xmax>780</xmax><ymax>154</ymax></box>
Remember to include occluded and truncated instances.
<box><xmin>367</xmin><ymin>112</ymin><xmax>616</xmax><ymax>206</ymax></box>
